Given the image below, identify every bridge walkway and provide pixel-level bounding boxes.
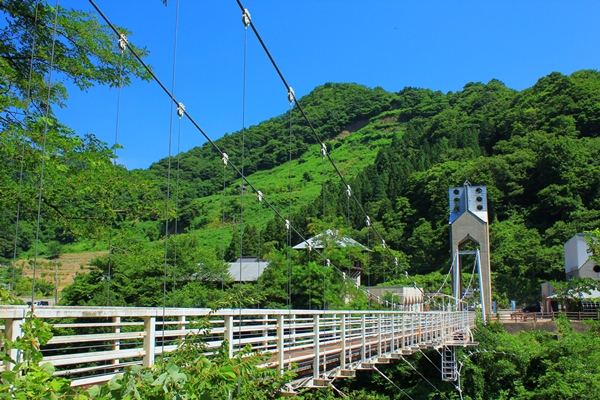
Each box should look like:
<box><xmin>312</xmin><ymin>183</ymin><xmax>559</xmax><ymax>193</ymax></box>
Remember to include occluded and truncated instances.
<box><xmin>0</xmin><ymin>306</ymin><xmax>476</xmax><ymax>390</ymax></box>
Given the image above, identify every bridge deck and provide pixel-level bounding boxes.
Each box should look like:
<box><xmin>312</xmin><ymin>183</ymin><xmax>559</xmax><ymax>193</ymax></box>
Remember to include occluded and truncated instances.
<box><xmin>0</xmin><ymin>306</ymin><xmax>475</xmax><ymax>390</ymax></box>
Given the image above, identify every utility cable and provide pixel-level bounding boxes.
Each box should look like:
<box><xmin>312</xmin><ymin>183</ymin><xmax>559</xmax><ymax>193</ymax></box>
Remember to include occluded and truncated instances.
<box><xmin>238</xmin><ymin>8</ymin><xmax>249</xmax><ymax>289</ymax></box>
<box><xmin>221</xmin><ymin>162</ymin><xmax>227</xmax><ymax>291</ymax></box>
<box><xmin>426</xmin><ymin>255</ymin><xmax>455</xmax><ymax>307</ymax></box>
<box><xmin>232</xmin><ymin>0</ymin><xmax>422</xmax><ymax>294</ymax></box>
<box><xmin>459</xmin><ymin>253</ymin><xmax>478</xmax><ymax>303</ymax></box>
<box><xmin>106</xmin><ymin>20</ymin><xmax>128</xmax><ymax>307</ymax></box>
<box><xmin>31</xmin><ymin>0</ymin><xmax>60</xmax><ymax>307</ymax></box>
<box><xmin>286</xmin><ymin>87</ymin><xmax>293</xmax><ymax>369</ymax></box>
<box><xmin>372</xmin><ymin>365</ymin><xmax>415</xmax><ymax>400</ymax></box>
<box><xmin>173</xmin><ymin>108</ymin><xmax>183</xmax><ymax>302</ymax></box>
<box><xmin>418</xmin><ymin>348</ymin><xmax>463</xmax><ymax>396</ymax></box>
<box><xmin>328</xmin><ymin>381</ymin><xmax>348</xmax><ymax>398</ymax></box>
<box><xmin>400</xmin><ymin>356</ymin><xmax>450</xmax><ymax>400</ymax></box>
<box><xmin>161</xmin><ymin>0</ymin><xmax>181</xmax><ymax>359</ymax></box>
<box><xmin>89</xmin><ymin>0</ymin><xmax>389</xmax><ymax>308</ymax></box>
<box><xmin>237</xmin><ymin>12</ymin><xmax>250</xmax><ymax>384</ymax></box>
<box><xmin>12</xmin><ymin>0</ymin><xmax>40</xmax><ymax>293</ymax></box>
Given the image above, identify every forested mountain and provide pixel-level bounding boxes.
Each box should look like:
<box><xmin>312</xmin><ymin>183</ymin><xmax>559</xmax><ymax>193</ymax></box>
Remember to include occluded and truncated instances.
<box><xmin>134</xmin><ymin>70</ymin><xmax>600</xmax><ymax>306</ymax></box>
<box><xmin>5</xmin><ymin>65</ymin><xmax>600</xmax><ymax>306</ymax></box>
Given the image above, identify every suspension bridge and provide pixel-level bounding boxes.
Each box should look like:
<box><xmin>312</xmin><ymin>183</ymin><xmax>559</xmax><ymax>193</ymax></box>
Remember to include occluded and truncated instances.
<box><xmin>1</xmin><ymin>0</ymin><xmax>484</xmax><ymax>395</ymax></box>
<box><xmin>1</xmin><ymin>305</ymin><xmax>476</xmax><ymax>391</ymax></box>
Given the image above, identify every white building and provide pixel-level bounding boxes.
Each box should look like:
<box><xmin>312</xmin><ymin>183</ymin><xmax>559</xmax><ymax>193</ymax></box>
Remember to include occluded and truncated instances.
<box><xmin>564</xmin><ymin>233</ymin><xmax>600</xmax><ymax>280</ymax></box>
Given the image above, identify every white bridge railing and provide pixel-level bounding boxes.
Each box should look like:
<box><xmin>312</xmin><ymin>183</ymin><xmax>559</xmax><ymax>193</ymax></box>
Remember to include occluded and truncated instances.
<box><xmin>0</xmin><ymin>306</ymin><xmax>475</xmax><ymax>389</ymax></box>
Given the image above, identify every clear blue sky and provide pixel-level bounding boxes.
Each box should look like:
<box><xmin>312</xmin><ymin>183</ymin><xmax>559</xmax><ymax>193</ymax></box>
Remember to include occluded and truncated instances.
<box><xmin>56</xmin><ymin>1</ymin><xmax>600</xmax><ymax>170</ymax></box>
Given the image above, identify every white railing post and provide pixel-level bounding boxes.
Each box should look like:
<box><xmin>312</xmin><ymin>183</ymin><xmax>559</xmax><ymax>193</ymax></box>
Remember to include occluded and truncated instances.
<box><xmin>377</xmin><ymin>314</ymin><xmax>382</xmax><ymax>356</ymax></box>
<box><xmin>277</xmin><ymin>314</ymin><xmax>284</xmax><ymax>374</ymax></box>
<box><xmin>291</xmin><ymin>314</ymin><xmax>296</xmax><ymax>345</ymax></box>
<box><xmin>224</xmin><ymin>315</ymin><xmax>233</xmax><ymax>359</ymax></box>
<box><xmin>390</xmin><ymin>312</ymin><xmax>395</xmax><ymax>353</ymax></box>
<box><xmin>263</xmin><ymin>313</ymin><xmax>269</xmax><ymax>350</ymax></box>
<box><xmin>313</xmin><ymin>314</ymin><xmax>320</xmax><ymax>379</ymax></box>
<box><xmin>143</xmin><ymin>316</ymin><xmax>156</xmax><ymax>368</ymax></box>
<box><xmin>340</xmin><ymin>314</ymin><xmax>346</xmax><ymax>370</ymax></box>
<box><xmin>3</xmin><ymin>317</ymin><xmax>23</xmax><ymax>371</ymax></box>
<box><xmin>178</xmin><ymin>315</ymin><xmax>186</xmax><ymax>332</ymax></box>
<box><xmin>361</xmin><ymin>314</ymin><xmax>366</xmax><ymax>362</ymax></box>
<box><xmin>113</xmin><ymin>316</ymin><xmax>120</xmax><ymax>365</ymax></box>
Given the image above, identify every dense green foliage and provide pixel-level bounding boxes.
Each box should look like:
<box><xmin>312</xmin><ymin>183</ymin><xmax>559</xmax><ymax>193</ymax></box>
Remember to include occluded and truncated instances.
<box><xmin>0</xmin><ymin>0</ymin><xmax>163</xmax><ymax>263</ymax></box>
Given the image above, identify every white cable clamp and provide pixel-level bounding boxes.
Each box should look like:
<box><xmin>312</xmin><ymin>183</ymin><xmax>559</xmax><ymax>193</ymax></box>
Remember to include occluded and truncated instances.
<box><xmin>394</xmin><ymin>257</ymin><xmax>399</xmax><ymax>267</ymax></box>
<box><xmin>326</xmin><ymin>259</ymin><xmax>331</xmax><ymax>267</ymax></box>
<box><xmin>257</xmin><ymin>191</ymin><xmax>263</xmax><ymax>203</ymax></box>
<box><xmin>346</xmin><ymin>185</ymin><xmax>352</xmax><ymax>198</ymax></box>
<box><xmin>343</xmin><ymin>272</ymin><xmax>346</xmax><ymax>281</ymax></box>
<box><xmin>321</xmin><ymin>143</ymin><xmax>327</xmax><ymax>157</ymax></box>
<box><xmin>366</xmin><ymin>216</ymin><xmax>371</xmax><ymax>227</ymax></box>
<box><xmin>287</xmin><ymin>87</ymin><xmax>295</xmax><ymax>104</ymax></box>
<box><xmin>285</xmin><ymin>219</ymin><xmax>290</xmax><ymax>231</ymax></box>
<box><xmin>242</xmin><ymin>8</ymin><xmax>251</xmax><ymax>28</ymax></box>
<box><xmin>177</xmin><ymin>102</ymin><xmax>185</xmax><ymax>118</ymax></box>
<box><xmin>118</xmin><ymin>33</ymin><xmax>128</xmax><ymax>52</ymax></box>
<box><xmin>222</xmin><ymin>153</ymin><xmax>229</xmax><ymax>166</ymax></box>
<box><xmin>404</xmin><ymin>271</ymin><xmax>409</xmax><ymax>279</ymax></box>
<box><xmin>308</xmin><ymin>243</ymin><xmax>313</xmax><ymax>252</ymax></box>
<box><xmin>381</xmin><ymin>240</ymin><xmax>386</xmax><ymax>249</ymax></box>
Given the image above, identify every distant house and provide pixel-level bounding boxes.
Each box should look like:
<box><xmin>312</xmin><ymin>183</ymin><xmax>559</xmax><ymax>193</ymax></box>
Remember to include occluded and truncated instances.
<box><xmin>564</xmin><ymin>233</ymin><xmax>600</xmax><ymax>280</ymax></box>
<box><xmin>541</xmin><ymin>233</ymin><xmax>600</xmax><ymax>312</ymax></box>
<box><xmin>228</xmin><ymin>256</ymin><xmax>269</xmax><ymax>282</ymax></box>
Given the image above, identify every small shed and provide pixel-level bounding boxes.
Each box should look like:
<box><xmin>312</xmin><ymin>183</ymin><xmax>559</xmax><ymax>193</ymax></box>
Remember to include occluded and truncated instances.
<box><xmin>228</xmin><ymin>257</ymin><xmax>269</xmax><ymax>282</ymax></box>
<box><xmin>364</xmin><ymin>286</ymin><xmax>424</xmax><ymax>311</ymax></box>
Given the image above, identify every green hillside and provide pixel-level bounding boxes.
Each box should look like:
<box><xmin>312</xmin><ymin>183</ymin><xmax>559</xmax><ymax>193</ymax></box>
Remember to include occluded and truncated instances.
<box><xmin>5</xmin><ymin>70</ymin><xmax>600</xmax><ymax>306</ymax></box>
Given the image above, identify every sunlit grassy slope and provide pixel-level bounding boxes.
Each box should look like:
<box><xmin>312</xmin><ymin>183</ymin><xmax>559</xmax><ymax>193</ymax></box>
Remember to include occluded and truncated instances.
<box><xmin>191</xmin><ymin>111</ymin><xmax>405</xmax><ymax>249</ymax></box>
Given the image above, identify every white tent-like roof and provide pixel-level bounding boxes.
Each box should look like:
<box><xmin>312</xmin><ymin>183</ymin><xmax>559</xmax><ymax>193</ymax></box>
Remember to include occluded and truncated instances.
<box><xmin>293</xmin><ymin>229</ymin><xmax>370</xmax><ymax>251</ymax></box>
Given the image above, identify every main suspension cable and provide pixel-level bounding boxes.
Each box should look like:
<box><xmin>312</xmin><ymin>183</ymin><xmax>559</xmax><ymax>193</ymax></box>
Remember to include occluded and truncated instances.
<box><xmin>88</xmin><ymin>0</ymin><xmax>388</xmax><ymax>307</ymax></box>
<box><xmin>232</xmin><ymin>0</ymin><xmax>421</xmax><ymax>294</ymax></box>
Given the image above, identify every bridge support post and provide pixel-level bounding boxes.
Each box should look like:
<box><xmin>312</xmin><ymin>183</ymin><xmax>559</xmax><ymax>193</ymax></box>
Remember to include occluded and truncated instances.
<box><xmin>224</xmin><ymin>315</ymin><xmax>233</xmax><ymax>359</ymax></box>
<box><xmin>143</xmin><ymin>316</ymin><xmax>155</xmax><ymax>368</ymax></box>
<box><xmin>113</xmin><ymin>316</ymin><xmax>120</xmax><ymax>365</ymax></box>
<box><xmin>377</xmin><ymin>314</ymin><xmax>382</xmax><ymax>356</ymax></box>
<box><xmin>262</xmin><ymin>314</ymin><xmax>269</xmax><ymax>351</ymax></box>
<box><xmin>340</xmin><ymin>314</ymin><xmax>346</xmax><ymax>370</ymax></box>
<box><xmin>390</xmin><ymin>313</ymin><xmax>395</xmax><ymax>353</ymax></box>
<box><xmin>313</xmin><ymin>314</ymin><xmax>320</xmax><ymax>378</ymax></box>
<box><xmin>277</xmin><ymin>315</ymin><xmax>284</xmax><ymax>373</ymax></box>
<box><xmin>361</xmin><ymin>314</ymin><xmax>366</xmax><ymax>362</ymax></box>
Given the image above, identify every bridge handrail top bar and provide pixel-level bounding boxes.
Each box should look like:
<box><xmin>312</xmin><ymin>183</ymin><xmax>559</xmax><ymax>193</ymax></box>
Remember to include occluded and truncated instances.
<box><xmin>0</xmin><ymin>305</ymin><xmax>475</xmax><ymax>319</ymax></box>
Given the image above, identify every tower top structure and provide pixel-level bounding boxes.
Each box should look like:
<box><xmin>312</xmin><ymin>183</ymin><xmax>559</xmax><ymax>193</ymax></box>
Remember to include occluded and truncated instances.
<box><xmin>448</xmin><ymin>180</ymin><xmax>488</xmax><ymax>224</ymax></box>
